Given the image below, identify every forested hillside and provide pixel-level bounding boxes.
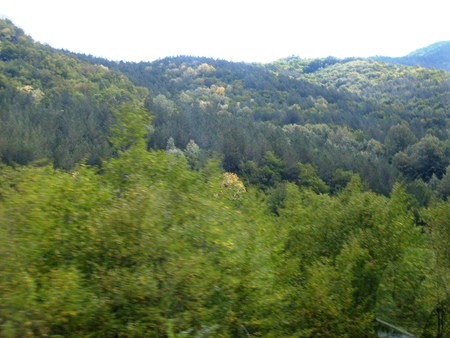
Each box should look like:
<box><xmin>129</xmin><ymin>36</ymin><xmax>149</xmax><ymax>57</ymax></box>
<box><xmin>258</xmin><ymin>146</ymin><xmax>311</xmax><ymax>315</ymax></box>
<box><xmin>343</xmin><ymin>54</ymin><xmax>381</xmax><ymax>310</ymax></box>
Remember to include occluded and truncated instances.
<box><xmin>2</xmin><ymin>18</ymin><xmax>450</xmax><ymax>337</ymax></box>
<box><xmin>0</xmin><ymin>19</ymin><xmax>148</xmax><ymax>169</ymax></box>
<box><xmin>72</xmin><ymin>51</ymin><xmax>450</xmax><ymax>198</ymax></box>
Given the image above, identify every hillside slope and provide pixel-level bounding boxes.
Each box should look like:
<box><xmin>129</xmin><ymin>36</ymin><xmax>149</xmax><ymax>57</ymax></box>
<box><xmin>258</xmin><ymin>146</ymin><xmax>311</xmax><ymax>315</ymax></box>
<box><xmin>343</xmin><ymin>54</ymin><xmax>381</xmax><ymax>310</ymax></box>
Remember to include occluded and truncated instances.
<box><xmin>70</xmin><ymin>53</ymin><xmax>450</xmax><ymax>195</ymax></box>
<box><xmin>3</xmin><ymin>18</ymin><xmax>450</xmax><ymax>196</ymax></box>
<box><xmin>0</xmin><ymin>19</ymin><xmax>148</xmax><ymax>168</ymax></box>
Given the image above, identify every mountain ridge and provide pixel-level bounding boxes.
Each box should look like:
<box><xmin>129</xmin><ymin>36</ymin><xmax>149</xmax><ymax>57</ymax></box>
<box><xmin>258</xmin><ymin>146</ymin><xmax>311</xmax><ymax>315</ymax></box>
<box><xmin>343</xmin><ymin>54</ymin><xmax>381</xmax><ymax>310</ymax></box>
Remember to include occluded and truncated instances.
<box><xmin>371</xmin><ymin>41</ymin><xmax>450</xmax><ymax>71</ymax></box>
<box><xmin>406</xmin><ymin>41</ymin><xmax>450</xmax><ymax>57</ymax></box>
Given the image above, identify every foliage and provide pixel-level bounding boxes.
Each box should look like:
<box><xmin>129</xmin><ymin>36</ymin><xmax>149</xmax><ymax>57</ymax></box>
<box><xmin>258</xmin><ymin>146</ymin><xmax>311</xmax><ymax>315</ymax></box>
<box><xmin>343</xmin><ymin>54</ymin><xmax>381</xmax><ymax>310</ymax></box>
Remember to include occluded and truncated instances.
<box><xmin>67</xmin><ymin>51</ymin><xmax>450</xmax><ymax>196</ymax></box>
<box><xmin>0</xmin><ymin>19</ymin><xmax>148</xmax><ymax>169</ymax></box>
<box><xmin>3</xmin><ymin>19</ymin><xmax>450</xmax><ymax>336</ymax></box>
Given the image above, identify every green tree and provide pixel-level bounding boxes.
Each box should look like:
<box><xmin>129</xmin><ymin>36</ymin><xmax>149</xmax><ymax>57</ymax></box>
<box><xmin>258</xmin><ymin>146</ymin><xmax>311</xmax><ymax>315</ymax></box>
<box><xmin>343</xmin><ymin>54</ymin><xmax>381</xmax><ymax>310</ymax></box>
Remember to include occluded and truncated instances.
<box><xmin>393</xmin><ymin>135</ymin><xmax>450</xmax><ymax>181</ymax></box>
<box><xmin>278</xmin><ymin>180</ymin><xmax>423</xmax><ymax>336</ymax></box>
<box><xmin>385</xmin><ymin>123</ymin><xmax>418</xmax><ymax>158</ymax></box>
<box><xmin>297</xmin><ymin>162</ymin><xmax>329</xmax><ymax>194</ymax></box>
<box><xmin>0</xmin><ymin>103</ymin><xmax>284</xmax><ymax>337</ymax></box>
<box><xmin>422</xmin><ymin>201</ymin><xmax>450</xmax><ymax>337</ymax></box>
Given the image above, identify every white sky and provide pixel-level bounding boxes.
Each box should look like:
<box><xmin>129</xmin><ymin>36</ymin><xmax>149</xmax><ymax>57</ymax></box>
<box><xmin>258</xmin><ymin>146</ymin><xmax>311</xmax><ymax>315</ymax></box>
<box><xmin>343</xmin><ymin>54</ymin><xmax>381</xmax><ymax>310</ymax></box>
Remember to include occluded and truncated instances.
<box><xmin>1</xmin><ymin>0</ymin><xmax>449</xmax><ymax>63</ymax></box>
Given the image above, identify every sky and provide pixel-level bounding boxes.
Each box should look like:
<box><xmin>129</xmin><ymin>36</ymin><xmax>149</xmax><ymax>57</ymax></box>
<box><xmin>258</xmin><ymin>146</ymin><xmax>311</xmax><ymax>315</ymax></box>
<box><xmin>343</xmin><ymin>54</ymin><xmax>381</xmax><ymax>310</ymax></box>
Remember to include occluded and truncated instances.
<box><xmin>1</xmin><ymin>0</ymin><xmax>449</xmax><ymax>64</ymax></box>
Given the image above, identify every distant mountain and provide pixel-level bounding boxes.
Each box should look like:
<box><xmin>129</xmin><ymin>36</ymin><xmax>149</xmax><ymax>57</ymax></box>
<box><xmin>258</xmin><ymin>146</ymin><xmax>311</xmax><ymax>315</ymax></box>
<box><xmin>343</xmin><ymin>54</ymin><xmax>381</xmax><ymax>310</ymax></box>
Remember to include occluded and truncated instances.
<box><xmin>371</xmin><ymin>41</ymin><xmax>450</xmax><ymax>71</ymax></box>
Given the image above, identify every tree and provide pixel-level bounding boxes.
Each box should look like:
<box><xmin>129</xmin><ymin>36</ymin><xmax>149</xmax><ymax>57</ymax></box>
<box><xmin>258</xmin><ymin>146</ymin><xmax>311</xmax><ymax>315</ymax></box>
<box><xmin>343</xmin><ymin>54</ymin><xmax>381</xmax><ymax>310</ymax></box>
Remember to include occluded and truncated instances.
<box><xmin>422</xmin><ymin>200</ymin><xmax>450</xmax><ymax>337</ymax></box>
<box><xmin>393</xmin><ymin>135</ymin><xmax>450</xmax><ymax>181</ymax></box>
<box><xmin>278</xmin><ymin>181</ymin><xmax>423</xmax><ymax>336</ymax></box>
<box><xmin>0</xmin><ymin>102</ymin><xmax>283</xmax><ymax>337</ymax></box>
<box><xmin>384</xmin><ymin>123</ymin><xmax>418</xmax><ymax>158</ymax></box>
<box><xmin>297</xmin><ymin>162</ymin><xmax>329</xmax><ymax>194</ymax></box>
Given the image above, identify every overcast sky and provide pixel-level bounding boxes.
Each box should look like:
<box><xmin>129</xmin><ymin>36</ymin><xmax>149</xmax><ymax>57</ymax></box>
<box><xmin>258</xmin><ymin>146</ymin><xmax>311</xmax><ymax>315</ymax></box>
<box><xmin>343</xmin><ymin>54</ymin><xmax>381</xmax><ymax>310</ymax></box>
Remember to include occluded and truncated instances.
<box><xmin>2</xmin><ymin>0</ymin><xmax>449</xmax><ymax>63</ymax></box>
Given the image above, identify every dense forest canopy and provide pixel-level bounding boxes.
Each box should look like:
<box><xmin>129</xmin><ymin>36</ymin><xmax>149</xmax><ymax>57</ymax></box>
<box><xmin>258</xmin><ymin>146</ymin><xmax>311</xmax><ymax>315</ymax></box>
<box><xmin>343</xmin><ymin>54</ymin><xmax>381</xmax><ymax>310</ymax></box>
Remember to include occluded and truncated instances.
<box><xmin>69</xmin><ymin>50</ymin><xmax>450</xmax><ymax>197</ymax></box>
<box><xmin>0</xmin><ymin>19</ymin><xmax>148</xmax><ymax>169</ymax></box>
<box><xmin>2</xmin><ymin>18</ymin><xmax>450</xmax><ymax>336</ymax></box>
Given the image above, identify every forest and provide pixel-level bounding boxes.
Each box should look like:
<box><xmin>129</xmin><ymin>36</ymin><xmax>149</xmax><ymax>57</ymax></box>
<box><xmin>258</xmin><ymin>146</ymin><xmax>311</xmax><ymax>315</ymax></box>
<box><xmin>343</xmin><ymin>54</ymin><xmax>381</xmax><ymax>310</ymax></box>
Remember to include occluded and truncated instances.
<box><xmin>2</xmin><ymin>18</ymin><xmax>450</xmax><ymax>337</ymax></box>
